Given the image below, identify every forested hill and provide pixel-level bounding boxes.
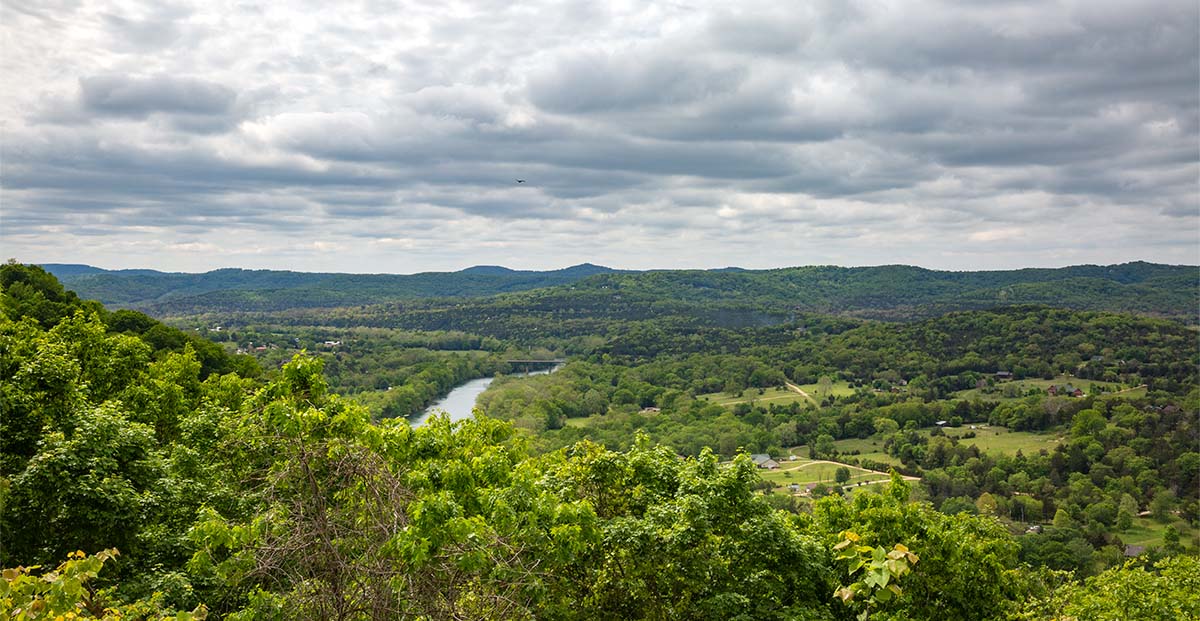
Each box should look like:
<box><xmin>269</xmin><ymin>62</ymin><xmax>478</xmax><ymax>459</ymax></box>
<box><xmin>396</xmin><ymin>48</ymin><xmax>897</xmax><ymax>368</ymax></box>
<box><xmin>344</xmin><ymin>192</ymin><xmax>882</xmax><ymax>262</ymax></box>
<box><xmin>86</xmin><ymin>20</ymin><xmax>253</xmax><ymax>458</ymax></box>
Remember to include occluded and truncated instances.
<box><xmin>42</xmin><ymin>261</ymin><xmax>1196</xmax><ymax>319</ymax></box>
<box><xmin>42</xmin><ymin>262</ymin><xmax>617</xmax><ymax>311</ymax></box>
<box><xmin>564</xmin><ymin>262</ymin><xmax>1197</xmax><ymax>320</ymax></box>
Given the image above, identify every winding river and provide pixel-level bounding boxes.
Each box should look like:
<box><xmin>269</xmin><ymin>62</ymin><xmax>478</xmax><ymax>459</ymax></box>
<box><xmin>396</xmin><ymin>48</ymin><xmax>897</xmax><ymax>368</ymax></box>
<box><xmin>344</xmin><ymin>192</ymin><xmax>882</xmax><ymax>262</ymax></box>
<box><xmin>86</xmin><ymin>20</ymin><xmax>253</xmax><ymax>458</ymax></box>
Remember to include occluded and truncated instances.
<box><xmin>409</xmin><ymin>365</ymin><xmax>561</xmax><ymax>427</ymax></box>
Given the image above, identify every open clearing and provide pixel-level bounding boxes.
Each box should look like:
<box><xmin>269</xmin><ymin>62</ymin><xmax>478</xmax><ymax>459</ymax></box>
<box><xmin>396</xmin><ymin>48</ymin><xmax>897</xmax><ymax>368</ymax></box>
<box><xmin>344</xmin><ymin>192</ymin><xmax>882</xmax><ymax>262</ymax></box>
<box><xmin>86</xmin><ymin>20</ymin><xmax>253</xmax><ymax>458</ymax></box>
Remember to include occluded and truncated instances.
<box><xmin>755</xmin><ymin>458</ymin><xmax>902</xmax><ymax>494</ymax></box>
<box><xmin>698</xmin><ymin>387</ymin><xmax>811</xmax><ymax>408</ymax></box>
<box><xmin>699</xmin><ymin>380</ymin><xmax>855</xmax><ymax>409</ymax></box>
<box><xmin>793</xmin><ymin>380</ymin><xmax>856</xmax><ymax>399</ymax></box>
<box><xmin>790</xmin><ymin>426</ymin><xmax>1062</xmax><ymax>467</ymax></box>
<box><xmin>954</xmin><ymin>375</ymin><xmax>1132</xmax><ymax>402</ymax></box>
<box><xmin>1120</xmin><ymin>517</ymin><xmax>1199</xmax><ymax>550</ymax></box>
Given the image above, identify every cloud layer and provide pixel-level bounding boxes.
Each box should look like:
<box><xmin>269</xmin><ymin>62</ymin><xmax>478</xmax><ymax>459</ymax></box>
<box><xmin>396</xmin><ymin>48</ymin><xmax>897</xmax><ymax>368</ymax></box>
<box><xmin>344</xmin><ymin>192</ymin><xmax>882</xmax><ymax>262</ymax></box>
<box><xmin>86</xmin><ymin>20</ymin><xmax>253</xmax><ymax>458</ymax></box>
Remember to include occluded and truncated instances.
<box><xmin>2</xmin><ymin>0</ymin><xmax>1197</xmax><ymax>272</ymax></box>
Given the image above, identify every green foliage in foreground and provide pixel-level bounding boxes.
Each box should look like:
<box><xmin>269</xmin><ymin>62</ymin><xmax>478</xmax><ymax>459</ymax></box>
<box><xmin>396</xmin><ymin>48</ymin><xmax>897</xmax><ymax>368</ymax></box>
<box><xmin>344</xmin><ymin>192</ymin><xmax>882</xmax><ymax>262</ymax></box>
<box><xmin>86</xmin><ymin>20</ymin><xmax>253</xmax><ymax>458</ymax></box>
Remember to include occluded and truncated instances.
<box><xmin>3</xmin><ymin>264</ymin><xmax>1198</xmax><ymax>619</ymax></box>
<box><xmin>2</xmin><ymin>337</ymin><xmax>1197</xmax><ymax>619</ymax></box>
<box><xmin>1019</xmin><ymin>556</ymin><xmax>1200</xmax><ymax>621</ymax></box>
<box><xmin>1</xmin><ymin>549</ymin><xmax>207</xmax><ymax>620</ymax></box>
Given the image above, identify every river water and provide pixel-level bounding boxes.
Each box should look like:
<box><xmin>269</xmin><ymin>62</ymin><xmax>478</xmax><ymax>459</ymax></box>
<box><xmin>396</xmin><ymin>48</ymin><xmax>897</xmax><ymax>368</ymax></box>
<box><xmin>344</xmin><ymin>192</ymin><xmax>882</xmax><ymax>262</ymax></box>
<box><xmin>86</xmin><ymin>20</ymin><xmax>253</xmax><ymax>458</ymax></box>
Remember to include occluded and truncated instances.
<box><xmin>409</xmin><ymin>365</ymin><xmax>560</xmax><ymax>427</ymax></box>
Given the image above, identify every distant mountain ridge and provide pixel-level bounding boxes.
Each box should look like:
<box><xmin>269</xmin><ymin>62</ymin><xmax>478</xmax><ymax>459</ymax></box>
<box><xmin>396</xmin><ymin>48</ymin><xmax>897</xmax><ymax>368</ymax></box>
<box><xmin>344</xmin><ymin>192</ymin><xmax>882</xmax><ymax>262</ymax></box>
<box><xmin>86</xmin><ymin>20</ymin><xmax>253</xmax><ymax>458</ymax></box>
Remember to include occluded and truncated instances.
<box><xmin>39</xmin><ymin>261</ymin><xmax>1197</xmax><ymax>320</ymax></box>
<box><xmin>42</xmin><ymin>263</ymin><xmax>622</xmax><ymax>311</ymax></box>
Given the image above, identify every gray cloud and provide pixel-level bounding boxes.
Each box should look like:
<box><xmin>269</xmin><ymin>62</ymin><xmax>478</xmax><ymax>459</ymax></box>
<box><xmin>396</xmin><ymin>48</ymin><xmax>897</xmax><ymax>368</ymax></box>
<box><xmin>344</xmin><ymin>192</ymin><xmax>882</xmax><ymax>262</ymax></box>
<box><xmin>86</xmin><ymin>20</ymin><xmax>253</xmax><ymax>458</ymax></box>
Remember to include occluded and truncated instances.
<box><xmin>528</xmin><ymin>49</ymin><xmax>746</xmax><ymax>113</ymax></box>
<box><xmin>79</xmin><ymin>74</ymin><xmax>237</xmax><ymax>118</ymax></box>
<box><xmin>1</xmin><ymin>0</ymin><xmax>1196</xmax><ymax>272</ymax></box>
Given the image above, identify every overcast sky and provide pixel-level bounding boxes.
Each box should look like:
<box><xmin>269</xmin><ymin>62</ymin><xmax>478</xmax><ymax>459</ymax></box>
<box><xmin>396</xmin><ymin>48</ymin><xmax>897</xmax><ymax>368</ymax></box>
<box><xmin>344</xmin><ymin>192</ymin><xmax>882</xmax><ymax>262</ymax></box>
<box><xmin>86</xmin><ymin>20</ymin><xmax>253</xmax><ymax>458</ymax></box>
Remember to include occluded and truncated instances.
<box><xmin>2</xmin><ymin>0</ymin><xmax>1197</xmax><ymax>273</ymax></box>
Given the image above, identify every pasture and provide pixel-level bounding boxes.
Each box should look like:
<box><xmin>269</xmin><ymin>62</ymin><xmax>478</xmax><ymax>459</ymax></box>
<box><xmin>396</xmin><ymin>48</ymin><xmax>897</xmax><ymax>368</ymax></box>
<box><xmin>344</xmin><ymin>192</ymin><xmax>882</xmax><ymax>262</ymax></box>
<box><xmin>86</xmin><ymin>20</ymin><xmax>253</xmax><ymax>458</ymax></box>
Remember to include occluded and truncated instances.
<box><xmin>789</xmin><ymin>425</ymin><xmax>1062</xmax><ymax>466</ymax></box>
<box><xmin>954</xmin><ymin>374</ymin><xmax>1130</xmax><ymax>402</ymax></box>
<box><xmin>698</xmin><ymin>386</ymin><xmax>811</xmax><ymax>408</ymax></box>
<box><xmin>755</xmin><ymin>458</ymin><xmax>894</xmax><ymax>494</ymax></box>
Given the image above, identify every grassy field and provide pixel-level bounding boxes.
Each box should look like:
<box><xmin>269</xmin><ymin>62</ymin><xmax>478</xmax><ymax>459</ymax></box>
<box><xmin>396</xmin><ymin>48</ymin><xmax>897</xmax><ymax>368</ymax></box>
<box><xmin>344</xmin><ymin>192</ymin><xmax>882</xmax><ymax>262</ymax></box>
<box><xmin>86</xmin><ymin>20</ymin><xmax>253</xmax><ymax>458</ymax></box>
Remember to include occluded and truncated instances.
<box><xmin>698</xmin><ymin>380</ymin><xmax>857</xmax><ymax>410</ymax></box>
<box><xmin>794</xmin><ymin>380</ymin><xmax>856</xmax><ymax>399</ymax></box>
<box><xmin>1099</xmin><ymin>385</ymin><xmax>1148</xmax><ymax>400</ymax></box>
<box><xmin>954</xmin><ymin>375</ymin><xmax>1130</xmax><ymax>402</ymax></box>
<box><xmin>698</xmin><ymin>387</ymin><xmax>811</xmax><ymax>408</ymax></box>
<box><xmin>1120</xmin><ymin>517</ymin><xmax>1199</xmax><ymax>551</ymax></box>
<box><xmin>789</xmin><ymin>426</ymin><xmax>1062</xmax><ymax>466</ymax></box>
<box><xmin>940</xmin><ymin>426</ymin><xmax>1063</xmax><ymax>455</ymax></box>
<box><xmin>755</xmin><ymin>458</ymin><xmax>894</xmax><ymax>494</ymax></box>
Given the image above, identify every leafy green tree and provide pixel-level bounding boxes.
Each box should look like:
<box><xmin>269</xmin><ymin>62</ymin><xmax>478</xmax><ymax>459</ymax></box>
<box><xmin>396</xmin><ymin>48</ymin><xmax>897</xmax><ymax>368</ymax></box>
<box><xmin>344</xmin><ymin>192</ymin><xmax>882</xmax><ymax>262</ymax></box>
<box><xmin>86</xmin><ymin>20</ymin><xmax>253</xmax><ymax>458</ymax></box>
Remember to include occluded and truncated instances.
<box><xmin>1150</xmin><ymin>490</ymin><xmax>1177</xmax><ymax>522</ymax></box>
<box><xmin>543</xmin><ymin>440</ymin><xmax>835</xmax><ymax>620</ymax></box>
<box><xmin>0</xmin><ymin>549</ymin><xmax>206</xmax><ymax>620</ymax></box>
<box><xmin>3</xmin><ymin>403</ymin><xmax>162</xmax><ymax>567</ymax></box>
<box><xmin>1021</xmin><ymin>556</ymin><xmax>1200</xmax><ymax>620</ymax></box>
<box><xmin>814</xmin><ymin>434</ymin><xmax>837</xmax><ymax>460</ymax></box>
<box><xmin>873</xmin><ymin>417</ymin><xmax>899</xmax><ymax>437</ymax></box>
<box><xmin>813</xmin><ymin>474</ymin><xmax>1025</xmax><ymax>620</ymax></box>
<box><xmin>832</xmin><ymin>531</ymin><xmax>919</xmax><ymax>621</ymax></box>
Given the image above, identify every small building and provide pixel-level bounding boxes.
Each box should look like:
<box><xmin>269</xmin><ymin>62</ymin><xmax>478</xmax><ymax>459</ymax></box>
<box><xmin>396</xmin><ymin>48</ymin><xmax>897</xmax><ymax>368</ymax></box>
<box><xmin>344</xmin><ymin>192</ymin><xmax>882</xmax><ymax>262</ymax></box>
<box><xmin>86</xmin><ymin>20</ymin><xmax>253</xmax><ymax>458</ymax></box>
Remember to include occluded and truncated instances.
<box><xmin>995</xmin><ymin>371</ymin><xmax>1014</xmax><ymax>381</ymax></box>
<box><xmin>1124</xmin><ymin>545</ymin><xmax>1146</xmax><ymax>557</ymax></box>
<box><xmin>1054</xmin><ymin>384</ymin><xmax>1084</xmax><ymax>397</ymax></box>
<box><xmin>935</xmin><ymin>420</ymin><xmax>948</xmax><ymax>426</ymax></box>
<box><xmin>750</xmin><ymin>454</ymin><xmax>780</xmax><ymax>469</ymax></box>
<box><xmin>323</xmin><ymin>340</ymin><xmax>342</xmax><ymax>347</ymax></box>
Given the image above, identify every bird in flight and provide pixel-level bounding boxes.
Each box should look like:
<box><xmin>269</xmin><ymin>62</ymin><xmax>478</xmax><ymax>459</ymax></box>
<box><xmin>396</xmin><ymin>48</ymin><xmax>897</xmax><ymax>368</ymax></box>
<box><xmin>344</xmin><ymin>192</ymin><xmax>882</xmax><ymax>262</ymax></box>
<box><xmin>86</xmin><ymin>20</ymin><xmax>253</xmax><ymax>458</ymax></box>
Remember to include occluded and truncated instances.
<box><xmin>515</xmin><ymin>179</ymin><xmax>526</xmax><ymax>183</ymax></box>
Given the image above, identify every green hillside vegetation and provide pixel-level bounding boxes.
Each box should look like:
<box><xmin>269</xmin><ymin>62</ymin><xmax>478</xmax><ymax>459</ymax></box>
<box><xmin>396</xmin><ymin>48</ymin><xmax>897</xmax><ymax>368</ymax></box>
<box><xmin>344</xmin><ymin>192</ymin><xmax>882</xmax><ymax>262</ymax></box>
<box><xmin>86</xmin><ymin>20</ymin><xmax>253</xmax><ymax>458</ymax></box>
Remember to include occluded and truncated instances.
<box><xmin>43</xmin><ymin>261</ymin><xmax>1199</xmax><ymax>320</ymax></box>
<box><xmin>4</xmin><ymin>263</ymin><xmax>1197</xmax><ymax>620</ymax></box>
<box><xmin>44</xmin><ymin>262</ymin><xmax>616</xmax><ymax>311</ymax></box>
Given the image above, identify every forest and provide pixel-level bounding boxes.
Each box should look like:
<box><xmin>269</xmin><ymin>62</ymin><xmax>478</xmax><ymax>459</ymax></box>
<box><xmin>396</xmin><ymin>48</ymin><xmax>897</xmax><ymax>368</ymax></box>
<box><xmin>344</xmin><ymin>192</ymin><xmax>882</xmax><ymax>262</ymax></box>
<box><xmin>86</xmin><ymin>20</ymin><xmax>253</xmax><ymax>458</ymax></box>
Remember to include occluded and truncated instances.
<box><xmin>46</xmin><ymin>261</ymin><xmax>1197</xmax><ymax>319</ymax></box>
<box><xmin>2</xmin><ymin>260</ymin><xmax>1198</xmax><ymax>620</ymax></box>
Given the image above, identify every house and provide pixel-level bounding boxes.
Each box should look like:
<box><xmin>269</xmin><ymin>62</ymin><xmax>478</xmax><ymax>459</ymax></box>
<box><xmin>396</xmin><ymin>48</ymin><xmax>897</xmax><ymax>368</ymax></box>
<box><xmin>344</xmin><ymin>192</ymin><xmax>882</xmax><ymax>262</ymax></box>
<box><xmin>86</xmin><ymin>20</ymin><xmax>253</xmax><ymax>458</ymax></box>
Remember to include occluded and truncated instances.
<box><xmin>750</xmin><ymin>454</ymin><xmax>780</xmax><ymax>469</ymax></box>
<box><xmin>935</xmin><ymin>420</ymin><xmax>948</xmax><ymax>426</ymax></box>
<box><xmin>1124</xmin><ymin>545</ymin><xmax>1146</xmax><ymax>557</ymax></box>
<box><xmin>995</xmin><ymin>371</ymin><xmax>1014</xmax><ymax>381</ymax></box>
<box><xmin>323</xmin><ymin>340</ymin><xmax>342</xmax><ymax>347</ymax></box>
<box><xmin>1053</xmin><ymin>384</ymin><xmax>1084</xmax><ymax>397</ymax></box>
<box><xmin>639</xmin><ymin>407</ymin><xmax>661</xmax><ymax>414</ymax></box>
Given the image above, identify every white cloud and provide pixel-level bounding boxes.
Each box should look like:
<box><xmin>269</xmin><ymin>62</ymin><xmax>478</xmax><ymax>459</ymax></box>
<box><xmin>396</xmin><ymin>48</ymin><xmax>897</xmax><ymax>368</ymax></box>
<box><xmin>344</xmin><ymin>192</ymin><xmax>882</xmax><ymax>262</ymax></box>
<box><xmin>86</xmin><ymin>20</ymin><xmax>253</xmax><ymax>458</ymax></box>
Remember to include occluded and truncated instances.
<box><xmin>1</xmin><ymin>0</ymin><xmax>1196</xmax><ymax>272</ymax></box>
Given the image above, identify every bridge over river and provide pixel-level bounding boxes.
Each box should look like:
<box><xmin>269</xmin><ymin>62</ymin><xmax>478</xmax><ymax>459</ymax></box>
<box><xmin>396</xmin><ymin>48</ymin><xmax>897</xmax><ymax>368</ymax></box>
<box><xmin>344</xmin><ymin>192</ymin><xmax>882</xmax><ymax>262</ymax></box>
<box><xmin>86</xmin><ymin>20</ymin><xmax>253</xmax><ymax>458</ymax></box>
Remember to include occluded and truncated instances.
<box><xmin>505</xmin><ymin>359</ymin><xmax>565</xmax><ymax>372</ymax></box>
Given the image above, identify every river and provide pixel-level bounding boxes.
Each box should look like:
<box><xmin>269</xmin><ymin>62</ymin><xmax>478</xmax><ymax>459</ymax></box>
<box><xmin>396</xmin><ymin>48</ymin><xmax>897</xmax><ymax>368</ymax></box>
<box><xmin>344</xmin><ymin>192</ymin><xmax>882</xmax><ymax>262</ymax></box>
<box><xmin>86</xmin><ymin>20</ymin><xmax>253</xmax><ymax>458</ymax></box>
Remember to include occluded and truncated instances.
<box><xmin>408</xmin><ymin>365</ymin><xmax>560</xmax><ymax>427</ymax></box>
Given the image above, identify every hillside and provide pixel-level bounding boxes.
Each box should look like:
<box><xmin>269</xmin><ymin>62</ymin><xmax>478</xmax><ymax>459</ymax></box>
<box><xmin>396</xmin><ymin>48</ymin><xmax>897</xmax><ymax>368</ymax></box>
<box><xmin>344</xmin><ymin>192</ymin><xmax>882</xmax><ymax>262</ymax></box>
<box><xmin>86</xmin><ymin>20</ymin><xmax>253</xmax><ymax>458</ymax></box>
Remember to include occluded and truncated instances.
<box><xmin>42</xmin><ymin>263</ymin><xmax>620</xmax><ymax>311</ymax></box>
<box><xmin>43</xmin><ymin>261</ymin><xmax>1197</xmax><ymax>320</ymax></box>
<box><xmin>570</xmin><ymin>262</ymin><xmax>1198</xmax><ymax>320</ymax></box>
